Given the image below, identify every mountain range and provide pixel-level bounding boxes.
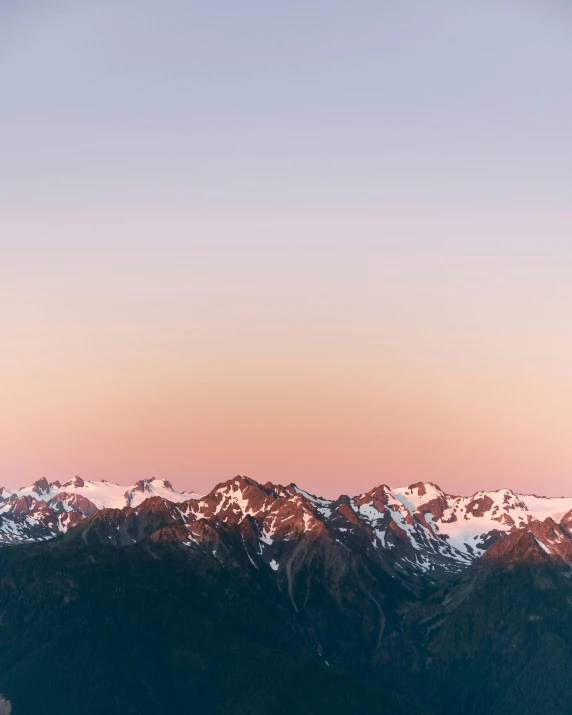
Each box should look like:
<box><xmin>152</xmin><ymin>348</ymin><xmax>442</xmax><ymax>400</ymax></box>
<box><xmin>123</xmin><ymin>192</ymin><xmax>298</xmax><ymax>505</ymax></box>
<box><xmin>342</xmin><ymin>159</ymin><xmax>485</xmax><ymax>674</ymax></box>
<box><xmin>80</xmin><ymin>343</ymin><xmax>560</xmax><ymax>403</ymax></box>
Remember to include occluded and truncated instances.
<box><xmin>0</xmin><ymin>474</ymin><xmax>571</xmax><ymax>714</ymax></box>
<box><xmin>4</xmin><ymin>474</ymin><xmax>572</xmax><ymax>572</ymax></box>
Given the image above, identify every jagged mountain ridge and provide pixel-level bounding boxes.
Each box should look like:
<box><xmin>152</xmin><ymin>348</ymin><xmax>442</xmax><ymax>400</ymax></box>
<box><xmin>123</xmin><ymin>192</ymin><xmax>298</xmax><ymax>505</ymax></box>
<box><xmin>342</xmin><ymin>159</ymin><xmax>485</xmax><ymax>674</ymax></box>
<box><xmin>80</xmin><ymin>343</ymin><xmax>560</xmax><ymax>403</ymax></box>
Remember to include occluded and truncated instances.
<box><xmin>6</xmin><ymin>473</ymin><xmax>572</xmax><ymax>579</ymax></box>
<box><xmin>0</xmin><ymin>476</ymin><xmax>198</xmax><ymax>544</ymax></box>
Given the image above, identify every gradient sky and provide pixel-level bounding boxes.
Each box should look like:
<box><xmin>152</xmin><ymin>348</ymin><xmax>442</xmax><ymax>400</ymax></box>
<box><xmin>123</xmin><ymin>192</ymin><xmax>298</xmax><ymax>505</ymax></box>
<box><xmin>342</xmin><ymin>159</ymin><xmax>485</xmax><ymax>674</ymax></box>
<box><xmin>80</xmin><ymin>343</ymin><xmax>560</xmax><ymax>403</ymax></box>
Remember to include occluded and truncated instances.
<box><xmin>1</xmin><ymin>0</ymin><xmax>572</xmax><ymax>497</ymax></box>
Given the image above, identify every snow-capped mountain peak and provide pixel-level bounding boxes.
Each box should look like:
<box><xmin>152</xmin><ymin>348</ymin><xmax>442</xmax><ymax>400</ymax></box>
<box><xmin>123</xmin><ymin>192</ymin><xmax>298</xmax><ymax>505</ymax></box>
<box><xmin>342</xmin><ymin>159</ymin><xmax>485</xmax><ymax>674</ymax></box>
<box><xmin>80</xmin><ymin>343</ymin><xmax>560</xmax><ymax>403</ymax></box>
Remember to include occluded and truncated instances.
<box><xmin>0</xmin><ymin>476</ymin><xmax>201</xmax><ymax>543</ymax></box>
<box><xmin>2</xmin><ymin>475</ymin><xmax>572</xmax><ymax>580</ymax></box>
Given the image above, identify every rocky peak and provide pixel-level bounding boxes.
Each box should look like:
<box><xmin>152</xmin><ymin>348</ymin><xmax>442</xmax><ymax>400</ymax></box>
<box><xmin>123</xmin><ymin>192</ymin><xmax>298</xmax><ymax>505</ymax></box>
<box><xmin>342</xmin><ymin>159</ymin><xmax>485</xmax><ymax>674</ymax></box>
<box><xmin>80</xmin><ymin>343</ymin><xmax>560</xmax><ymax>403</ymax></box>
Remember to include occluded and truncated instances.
<box><xmin>130</xmin><ymin>480</ymin><xmax>153</xmax><ymax>493</ymax></box>
<box><xmin>195</xmin><ymin>475</ymin><xmax>280</xmax><ymax>522</ymax></box>
<box><xmin>559</xmin><ymin>508</ymin><xmax>572</xmax><ymax>531</ymax></box>
<box><xmin>524</xmin><ymin>518</ymin><xmax>572</xmax><ymax>567</ymax></box>
<box><xmin>30</xmin><ymin>478</ymin><xmax>50</xmax><ymax>496</ymax></box>
<box><xmin>151</xmin><ymin>479</ymin><xmax>174</xmax><ymax>490</ymax></box>
<box><xmin>407</xmin><ymin>481</ymin><xmax>444</xmax><ymax>498</ymax></box>
<box><xmin>352</xmin><ymin>484</ymin><xmax>393</xmax><ymax>513</ymax></box>
<box><xmin>62</xmin><ymin>476</ymin><xmax>85</xmax><ymax>489</ymax></box>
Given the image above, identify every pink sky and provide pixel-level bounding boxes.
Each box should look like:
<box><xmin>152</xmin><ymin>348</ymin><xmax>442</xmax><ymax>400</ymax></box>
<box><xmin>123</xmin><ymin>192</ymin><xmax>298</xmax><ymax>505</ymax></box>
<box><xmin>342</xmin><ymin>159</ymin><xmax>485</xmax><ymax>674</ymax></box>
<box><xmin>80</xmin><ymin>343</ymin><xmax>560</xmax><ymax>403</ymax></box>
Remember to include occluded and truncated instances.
<box><xmin>2</xmin><ymin>1</ymin><xmax>572</xmax><ymax>497</ymax></box>
<box><xmin>2</xmin><ymin>212</ymin><xmax>572</xmax><ymax>498</ymax></box>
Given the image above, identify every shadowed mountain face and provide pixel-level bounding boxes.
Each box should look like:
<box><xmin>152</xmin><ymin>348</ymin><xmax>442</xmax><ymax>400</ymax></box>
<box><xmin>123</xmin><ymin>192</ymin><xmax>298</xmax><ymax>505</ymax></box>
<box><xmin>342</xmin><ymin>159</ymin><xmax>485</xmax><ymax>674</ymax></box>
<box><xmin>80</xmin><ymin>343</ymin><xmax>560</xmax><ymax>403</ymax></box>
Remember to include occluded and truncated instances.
<box><xmin>1</xmin><ymin>475</ymin><xmax>572</xmax><ymax>713</ymax></box>
<box><xmin>413</xmin><ymin>530</ymin><xmax>572</xmax><ymax>715</ymax></box>
<box><xmin>0</xmin><ymin>540</ymin><xmax>415</xmax><ymax>715</ymax></box>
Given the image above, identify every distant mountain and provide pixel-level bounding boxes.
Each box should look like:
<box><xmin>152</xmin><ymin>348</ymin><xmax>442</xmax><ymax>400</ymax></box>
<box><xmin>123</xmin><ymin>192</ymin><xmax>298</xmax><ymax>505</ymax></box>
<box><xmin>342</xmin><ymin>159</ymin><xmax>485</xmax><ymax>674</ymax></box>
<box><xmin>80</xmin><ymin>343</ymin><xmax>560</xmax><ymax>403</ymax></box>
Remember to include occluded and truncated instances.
<box><xmin>0</xmin><ymin>476</ymin><xmax>198</xmax><ymax>543</ymax></box>
<box><xmin>2</xmin><ymin>474</ymin><xmax>572</xmax><ymax>713</ymax></box>
<box><xmin>3</xmin><ymin>474</ymin><xmax>572</xmax><ymax>576</ymax></box>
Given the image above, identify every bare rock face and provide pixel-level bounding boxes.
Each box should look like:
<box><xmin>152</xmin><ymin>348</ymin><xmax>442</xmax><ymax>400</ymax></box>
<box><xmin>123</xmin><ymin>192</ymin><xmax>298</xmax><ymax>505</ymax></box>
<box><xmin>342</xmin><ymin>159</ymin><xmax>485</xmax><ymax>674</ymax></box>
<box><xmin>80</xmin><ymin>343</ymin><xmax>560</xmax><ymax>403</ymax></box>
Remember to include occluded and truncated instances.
<box><xmin>482</xmin><ymin>528</ymin><xmax>551</xmax><ymax>568</ymax></box>
<box><xmin>465</xmin><ymin>495</ymin><xmax>495</xmax><ymax>519</ymax></box>
<box><xmin>31</xmin><ymin>478</ymin><xmax>50</xmax><ymax>496</ymax></box>
<box><xmin>48</xmin><ymin>492</ymin><xmax>99</xmax><ymax>517</ymax></box>
<box><xmin>63</xmin><ymin>497</ymin><xmax>188</xmax><ymax>548</ymax></box>
<box><xmin>67</xmin><ymin>475</ymin><xmax>85</xmax><ymax>489</ymax></box>
<box><xmin>479</xmin><ymin>517</ymin><xmax>572</xmax><ymax>572</ymax></box>
<box><xmin>131</xmin><ymin>480</ymin><xmax>153</xmax><ymax>494</ymax></box>
<box><xmin>559</xmin><ymin>508</ymin><xmax>572</xmax><ymax>531</ymax></box>
<box><xmin>8</xmin><ymin>495</ymin><xmax>40</xmax><ymax>516</ymax></box>
<box><xmin>408</xmin><ymin>482</ymin><xmax>428</xmax><ymax>497</ymax></box>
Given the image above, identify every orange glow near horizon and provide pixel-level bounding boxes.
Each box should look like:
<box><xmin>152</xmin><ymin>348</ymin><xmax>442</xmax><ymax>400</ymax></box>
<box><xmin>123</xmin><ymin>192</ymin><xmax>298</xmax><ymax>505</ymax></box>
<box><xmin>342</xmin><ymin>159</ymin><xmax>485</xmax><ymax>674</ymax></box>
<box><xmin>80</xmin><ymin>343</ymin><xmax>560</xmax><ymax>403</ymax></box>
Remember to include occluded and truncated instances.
<box><xmin>2</xmin><ymin>224</ymin><xmax>572</xmax><ymax>498</ymax></box>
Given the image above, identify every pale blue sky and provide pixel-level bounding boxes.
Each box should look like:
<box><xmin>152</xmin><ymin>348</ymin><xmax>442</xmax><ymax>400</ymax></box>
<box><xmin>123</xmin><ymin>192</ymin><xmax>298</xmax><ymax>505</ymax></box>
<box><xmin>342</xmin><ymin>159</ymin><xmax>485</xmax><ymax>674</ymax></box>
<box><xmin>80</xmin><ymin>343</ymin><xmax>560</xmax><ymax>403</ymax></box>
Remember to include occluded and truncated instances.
<box><xmin>2</xmin><ymin>0</ymin><xmax>571</xmax><ymax>236</ymax></box>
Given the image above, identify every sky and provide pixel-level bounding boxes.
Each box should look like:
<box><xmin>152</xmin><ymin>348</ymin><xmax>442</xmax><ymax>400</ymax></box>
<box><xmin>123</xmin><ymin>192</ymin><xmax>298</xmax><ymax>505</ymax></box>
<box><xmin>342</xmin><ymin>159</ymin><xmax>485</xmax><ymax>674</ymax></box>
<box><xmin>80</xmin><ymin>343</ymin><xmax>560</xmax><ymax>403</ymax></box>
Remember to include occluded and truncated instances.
<box><xmin>1</xmin><ymin>0</ymin><xmax>572</xmax><ymax>497</ymax></box>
